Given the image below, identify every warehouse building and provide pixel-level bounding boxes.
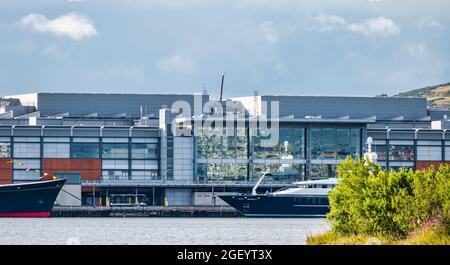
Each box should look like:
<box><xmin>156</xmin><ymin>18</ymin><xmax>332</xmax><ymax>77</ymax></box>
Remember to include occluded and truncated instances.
<box><xmin>0</xmin><ymin>92</ymin><xmax>449</xmax><ymax>206</ymax></box>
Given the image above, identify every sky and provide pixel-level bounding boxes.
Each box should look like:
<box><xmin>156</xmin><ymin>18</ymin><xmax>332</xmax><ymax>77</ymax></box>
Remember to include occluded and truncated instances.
<box><xmin>0</xmin><ymin>0</ymin><xmax>449</xmax><ymax>98</ymax></box>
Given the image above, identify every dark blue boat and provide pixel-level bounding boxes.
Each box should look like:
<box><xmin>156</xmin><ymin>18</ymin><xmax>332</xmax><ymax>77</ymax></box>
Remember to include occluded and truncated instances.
<box><xmin>0</xmin><ymin>179</ymin><xmax>66</xmax><ymax>217</ymax></box>
<box><xmin>220</xmin><ymin>177</ymin><xmax>337</xmax><ymax>217</ymax></box>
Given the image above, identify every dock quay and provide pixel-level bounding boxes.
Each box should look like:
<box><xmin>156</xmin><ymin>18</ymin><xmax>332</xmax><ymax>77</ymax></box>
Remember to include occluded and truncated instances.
<box><xmin>51</xmin><ymin>206</ymin><xmax>241</xmax><ymax>217</ymax></box>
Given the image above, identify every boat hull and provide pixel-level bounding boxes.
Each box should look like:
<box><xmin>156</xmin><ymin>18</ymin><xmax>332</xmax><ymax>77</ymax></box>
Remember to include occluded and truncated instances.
<box><xmin>0</xmin><ymin>179</ymin><xmax>66</xmax><ymax>217</ymax></box>
<box><xmin>219</xmin><ymin>194</ymin><xmax>330</xmax><ymax>217</ymax></box>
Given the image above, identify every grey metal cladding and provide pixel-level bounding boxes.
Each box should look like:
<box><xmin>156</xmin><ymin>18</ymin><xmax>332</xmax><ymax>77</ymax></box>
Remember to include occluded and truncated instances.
<box><xmin>72</xmin><ymin>127</ymin><xmax>101</xmax><ymax>137</ymax></box>
<box><xmin>102</xmin><ymin>128</ymin><xmax>129</xmax><ymax>137</ymax></box>
<box><xmin>42</xmin><ymin>127</ymin><xmax>71</xmax><ymax>137</ymax></box>
<box><xmin>389</xmin><ymin>130</ymin><xmax>415</xmax><ymax>140</ymax></box>
<box><xmin>261</xmin><ymin>96</ymin><xmax>427</xmax><ymax>120</ymax></box>
<box><xmin>35</xmin><ymin>93</ymin><xmax>209</xmax><ymax>118</ymax></box>
<box><xmin>0</xmin><ymin>127</ymin><xmax>11</xmax><ymax>137</ymax></box>
<box><xmin>417</xmin><ymin>130</ymin><xmax>443</xmax><ymax>140</ymax></box>
<box><xmin>367</xmin><ymin>130</ymin><xmax>388</xmax><ymax>140</ymax></box>
<box><xmin>13</xmin><ymin>126</ymin><xmax>41</xmax><ymax>136</ymax></box>
<box><xmin>131</xmin><ymin>128</ymin><xmax>160</xmax><ymax>138</ymax></box>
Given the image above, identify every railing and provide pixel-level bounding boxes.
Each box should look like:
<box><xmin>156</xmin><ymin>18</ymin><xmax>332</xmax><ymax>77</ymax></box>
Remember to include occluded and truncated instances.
<box><xmin>81</xmin><ymin>179</ymin><xmax>294</xmax><ymax>187</ymax></box>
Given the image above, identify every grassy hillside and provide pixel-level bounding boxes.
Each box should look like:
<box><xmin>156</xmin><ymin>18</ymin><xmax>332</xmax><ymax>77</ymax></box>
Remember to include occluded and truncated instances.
<box><xmin>394</xmin><ymin>82</ymin><xmax>450</xmax><ymax>110</ymax></box>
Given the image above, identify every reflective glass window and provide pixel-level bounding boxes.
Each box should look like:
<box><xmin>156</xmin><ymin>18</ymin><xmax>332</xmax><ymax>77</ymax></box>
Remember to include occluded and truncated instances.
<box><xmin>389</xmin><ymin>145</ymin><xmax>414</xmax><ymax>161</ymax></box>
<box><xmin>71</xmin><ymin>143</ymin><xmax>99</xmax><ymax>158</ymax></box>
<box><xmin>102</xmin><ymin>143</ymin><xmax>129</xmax><ymax>159</ymax></box>
<box><xmin>131</xmin><ymin>143</ymin><xmax>158</xmax><ymax>159</ymax></box>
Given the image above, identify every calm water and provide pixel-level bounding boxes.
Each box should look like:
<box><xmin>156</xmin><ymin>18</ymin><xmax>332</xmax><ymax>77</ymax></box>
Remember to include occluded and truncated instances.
<box><xmin>0</xmin><ymin>218</ymin><xmax>329</xmax><ymax>245</ymax></box>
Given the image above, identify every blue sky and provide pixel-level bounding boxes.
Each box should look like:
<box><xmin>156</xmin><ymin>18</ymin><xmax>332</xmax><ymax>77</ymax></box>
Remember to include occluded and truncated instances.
<box><xmin>0</xmin><ymin>0</ymin><xmax>449</xmax><ymax>98</ymax></box>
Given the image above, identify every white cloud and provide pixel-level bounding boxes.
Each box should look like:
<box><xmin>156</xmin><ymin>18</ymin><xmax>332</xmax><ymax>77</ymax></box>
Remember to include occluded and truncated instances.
<box><xmin>404</xmin><ymin>43</ymin><xmax>426</xmax><ymax>57</ymax></box>
<box><xmin>312</xmin><ymin>13</ymin><xmax>347</xmax><ymax>31</ymax></box>
<box><xmin>260</xmin><ymin>21</ymin><xmax>279</xmax><ymax>43</ymax></box>
<box><xmin>18</xmin><ymin>13</ymin><xmax>97</xmax><ymax>41</ymax></box>
<box><xmin>417</xmin><ymin>17</ymin><xmax>445</xmax><ymax>29</ymax></box>
<box><xmin>347</xmin><ymin>17</ymin><xmax>400</xmax><ymax>36</ymax></box>
<box><xmin>157</xmin><ymin>54</ymin><xmax>197</xmax><ymax>74</ymax></box>
<box><xmin>312</xmin><ymin>14</ymin><xmax>400</xmax><ymax>36</ymax></box>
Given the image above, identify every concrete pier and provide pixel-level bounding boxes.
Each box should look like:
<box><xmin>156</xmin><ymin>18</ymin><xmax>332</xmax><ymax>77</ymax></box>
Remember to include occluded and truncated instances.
<box><xmin>51</xmin><ymin>206</ymin><xmax>241</xmax><ymax>217</ymax></box>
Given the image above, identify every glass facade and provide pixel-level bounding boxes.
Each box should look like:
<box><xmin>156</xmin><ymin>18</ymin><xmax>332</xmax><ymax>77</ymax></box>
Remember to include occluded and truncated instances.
<box><xmin>71</xmin><ymin>143</ymin><xmax>100</xmax><ymax>158</ymax></box>
<box><xmin>102</xmin><ymin>143</ymin><xmax>129</xmax><ymax>159</ymax></box>
<box><xmin>131</xmin><ymin>143</ymin><xmax>158</xmax><ymax>159</ymax></box>
<box><xmin>194</xmin><ymin>125</ymin><xmax>362</xmax><ymax>181</ymax></box>
<box><xmin>195</xmin><ymin>127</ymin><xmax>248</xmax><ymax>159</ymax></box>
<box><xmin>311</xmin><ymin>127</ymin><xmax>360</xmax><ymax>160</ymax></box>
<box><xmin>253</xmin><ymin>127</ymin><xmax>305</xmax><ymax>159</ymax></box>
<box><xmin>13</xmin><ymin>143</ymin><xmax>40</xmax><ymax>158</ymax></box>
<box><xmin>43</xmin><ymin>143</ymin><xmax>70</xmax><ymax>158</ymax></box>
<box><xmin>310</xmin><ymin>164</ymin><xmax>337</xmax><ymax>179</ymax></box>
<box><xmin>389</xmin><ymin>145</ymin><xmax>414</xmax><ymax>161</ymax></box>
<box><xmin>373</xmin><ymin>145</ymin><xmax>387</xmax><ymax>161</ymax></box>
<box><xmin>196</xmin><ymin>163</ymin><xmax>248</xmax><ymax>182</ymax></box>
<box><xmin>252</xmin><ymin>163</ymin><xmax>304</xmax><ymax>182</ymax></box>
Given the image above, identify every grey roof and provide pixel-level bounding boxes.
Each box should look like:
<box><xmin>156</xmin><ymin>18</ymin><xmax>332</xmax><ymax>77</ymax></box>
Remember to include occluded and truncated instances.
<box><xmin>6</xmin><ymin>93</ymin><xmax>210</xmax><ymax>119</ymax></box>
<box><xmin>233</xmin><ymin>95</ymin><xmax>428</xmax><ymax>121</ymax></box>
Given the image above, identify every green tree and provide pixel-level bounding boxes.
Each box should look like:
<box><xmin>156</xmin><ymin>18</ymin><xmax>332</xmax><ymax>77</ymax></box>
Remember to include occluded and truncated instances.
<box><xmin>327</xmin><ymin>157</ymin><xmax>450</xmax><ymax>238</ymax></box>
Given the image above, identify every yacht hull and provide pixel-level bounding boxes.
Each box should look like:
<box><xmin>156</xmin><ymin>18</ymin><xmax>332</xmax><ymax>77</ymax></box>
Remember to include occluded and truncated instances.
<box><xmin>0</xmin><ymin>179</ymin><xmax>66</xmax><ymax>217</ymax></box>
<box><xmin>219</xmin><ymin>194</ymin><xmax>329</xmax><ymax>217</ymax></box>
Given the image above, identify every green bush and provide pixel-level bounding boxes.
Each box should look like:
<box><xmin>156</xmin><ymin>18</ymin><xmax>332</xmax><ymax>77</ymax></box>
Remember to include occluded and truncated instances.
<box><xmin>327</xmin><ymin>157</ymin><xmax>450</xmax><ymax>238</ymax></box>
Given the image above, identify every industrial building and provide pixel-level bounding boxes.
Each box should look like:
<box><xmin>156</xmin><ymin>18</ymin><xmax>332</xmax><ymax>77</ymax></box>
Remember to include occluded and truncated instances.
<box><xmin>1</xmin><ymin>92</ymin><xmax>450</xmax><ymax>207</ymax></box>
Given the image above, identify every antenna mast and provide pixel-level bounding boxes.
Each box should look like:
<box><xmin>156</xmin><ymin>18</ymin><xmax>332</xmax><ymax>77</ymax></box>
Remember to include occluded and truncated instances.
<box><xmin>219</xmin><ymin>72</ymin><xmax>225</xmax><ymax>101</ymax></box>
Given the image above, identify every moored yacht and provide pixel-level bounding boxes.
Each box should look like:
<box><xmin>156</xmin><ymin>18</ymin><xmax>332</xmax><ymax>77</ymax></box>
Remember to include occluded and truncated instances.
<box><xmin>219</xmin><ymin>172</ymin><xmax>338</xmax><ymax>217</ymax></box>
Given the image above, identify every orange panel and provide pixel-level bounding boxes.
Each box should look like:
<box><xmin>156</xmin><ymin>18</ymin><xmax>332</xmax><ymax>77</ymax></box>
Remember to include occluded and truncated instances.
<box><xmin>0</xmin><ymin>158</ymin><xmax>14</xmax><ymax>169</ymax></box>
<box><xmin>0</xmin><ymin>158</ymin><xmax>13</xmax><ymax>184</ymax></box>
<box><xmin>42</xmin><ymin>158</ymin><xmax>101</xmax><ymax>181</ymax></box>
<box><xmin>416</xmin><ymin>161</ymin><xmax>450</xmax><ymax>170</ymax></box>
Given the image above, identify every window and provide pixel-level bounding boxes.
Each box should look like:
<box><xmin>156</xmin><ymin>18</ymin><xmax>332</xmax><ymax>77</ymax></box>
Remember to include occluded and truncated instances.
<box><xmin>43</xmin><ymin>143</ymin><xmax>70</xmax><ymax>158</ymax></box>
<box><xmin>0</xmin><ymin>142</ymin><xmax>11</xmax><ymax>158</ymax></box>
<box><xmin>13</xmin><ymin>143</ymin><xmax>40</xmax><ymax>158</ymax></box>
<box><xmin>131</xmin><ymin>143</ymin><xmax>158</xmax><ymax>159</ymax></box>
<box><xmin>13</xmin><ymin>159</ymin><xmax>40</xmax><ymax>169</ymax></box>
<box><xmin>131</xmin><ymin>170</ymin><xmax>159</xmax><ymax>180</ymax></box>
<box><xmin>196</xmin><ymin>163</ymin><xmax>248</xmax><ymax>182</ymax></box>
<box><xmin>252</xmin><ymin>163</ymin><xmax>304</xmax><ymax>182</ymax></box>
<box><xmin>131</xmin><ymin>160</ymin><xmax>158</xmax><ymax>170</ymax></box>
<box><xmin>417</xmin><ymin>146</ymin><xmax>442</xmax><ymax>161</ymax></box>
<box><xmin>13</xmin><ymin>170</ymin><xmax>40</xmax><ymax>181</ymax></box>
<box><xmin>389</xmin><ymin>145</ymin><xmax>414</xmax><ymax>161</ymax></box>
<box><xmin>373</xmin><ymin>145</ymin><xmax>387</xmax><ymax>161</ymax></box>
<box><xmin>253</xmin><ymin>127</ymin><xmax>305</xmax><ymax>159</ymax></box>
<box><xmin>103</xmin><ymin>170</ymin><xmax>129</xmax><ymax>180</ymax></box>
<box><xmin>311</xmin><ymin>127</ymin><xmax>360</xmax><ymax>160</ymax></box>
<box><xmin>310</xmin><ymin>164</ymin><xmax>336</xmax><ymax>179</ymax></box>
<box><xmin>446</xmin><ymin>147</ymin><xmax>450</xmax><ymax>161</ymax></box>
<box><xmin>54</xmin><ymin>172</ymin><xmax>81</xmax><ymax>184</ymax></box>
<box><xmin>195</xmin><ymin>127</ymin><xmax>248</xmax><ymax>159</ymax></box>
<box><xmin>102</xmin><ymin>160</ymin><xmax>128</xmax><ymax>170</ymax></box>
<box><xmin>71</xmin><ymin>143</ymin><xmax>99</xmax><ymax>158</ymax></box>
<box><xmin>336</xmin><ymin>128</ymin><xmax>360</xmax><ymax>159</ymax></box>
<box><xmin>102</xmin><ymin>143</ymin><xmax>129</xmax><ymax>159</ymax></box>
